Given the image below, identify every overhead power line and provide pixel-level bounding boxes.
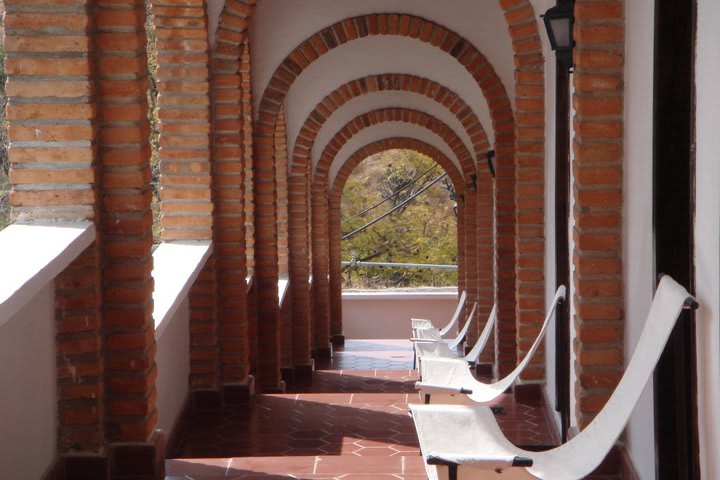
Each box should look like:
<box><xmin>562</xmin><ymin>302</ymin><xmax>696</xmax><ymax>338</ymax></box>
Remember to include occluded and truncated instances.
<box><xmin>342</xmin><ymin>163</ymin><xmax>439</xmax><ymax>225</ymax></box>
<box><xmin>341</xmin><ymin>172</ymin><xmax>447</xmax><ymax>241</ymax></box>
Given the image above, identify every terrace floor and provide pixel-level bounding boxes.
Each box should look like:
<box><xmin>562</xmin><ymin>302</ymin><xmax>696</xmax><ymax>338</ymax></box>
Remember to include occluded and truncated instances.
<box><xmin>165</xmin><ymin>340</ymin><xmax>559</xmax><ymax>479</ymax></box>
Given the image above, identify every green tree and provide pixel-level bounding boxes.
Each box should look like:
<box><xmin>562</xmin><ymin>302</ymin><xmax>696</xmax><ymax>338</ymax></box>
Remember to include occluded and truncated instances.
<box><xmin>341</xmin><ymin>149</ymin><xmax>458</xmax><ymax>289</ymax></box>
<box><xmin>0</xmin><ymin>22</ymin><xmax>10</xmax><ymax>231</ymax></box>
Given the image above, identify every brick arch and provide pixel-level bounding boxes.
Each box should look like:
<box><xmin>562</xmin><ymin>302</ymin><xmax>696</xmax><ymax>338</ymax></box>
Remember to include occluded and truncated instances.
<box><xmin>211</xmin><ymin>4</ymin><xmax>539</xmax><ymax>384</ymax></box>
<box><xmin>314</xmin><ymin>107</ymin><xmax>474</xmax><ymax>181</ymax></box>
<box><xmin>255</xmin><ymin>14</ymin><xmax>514</xmax><ymax>181</ymax></box>
<box><xmin>331</xmin><ymin>138</ymin><xmax>463</xmax><ymax>195</ymax></box>
<box><xmin>310</xmin><ymin>107</ymin><xmax>491</xmax><ymax>353</ymax></box>
<box><xmin>309</xmin><ymin>106</ymin><xmax>478</xmax><ymax>352</ymax></box>
<box><xmin>290</xmin><ymin>73</ymin><xmax>491</xmax><ymax>179</ymax></box>
<box><xmin>326</xmin><ymin>137</ymin><xmax>467</xmax><ymax>346</ymax></box>
<box><xmin>250</xmin><ymin>13</ymin><xmax>515</xmax><ymax>380</ymax></box>
<box><xmin>286</xmin><ymin>73</ymin><xmax>493</xmax><ymax>356</ymax></box>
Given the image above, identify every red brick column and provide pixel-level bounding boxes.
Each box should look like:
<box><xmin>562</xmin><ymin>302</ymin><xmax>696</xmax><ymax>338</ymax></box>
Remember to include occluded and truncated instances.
<box><xmin>153</xmin><ymin>0</ymin><xmax>218</xmax><ymax>395</ymax></box>
<box><xmin>457</xmin><ymin>198</ymin><xmax>466</xmax><ymax>300</ymax></box>
<box><xmin>288</xmin><ymin>172</ymin><xmax>313</xmax><ymax>374</ymax></box>
<box><xmin>275</xmin><ymin>107</ymin><xmax>292</xmax><ymax>371</ymax></box>
<box><xmin>95</xmin><ymin>0</ymin><xmax>163</xmax><ymax>475</ymax></box>
<box><xmin>212</xmin><ymin>30</ymin><xmax>251</xmax><ymax>387</ymax></box>
<box><xmin>572</xmin><ymin>0</ymin><xmax>625</xmax><ymax>429</ymax></box>
<box><xmin>275</xmin><ymin>107</ymin><xmax>289</xmax><ymax>278</ymax></box>
<box><xmin>502</xmin><ymin>0</ymin><xmax>547</xmax><ymax>382</ymax></box>
<box><xmin>253</xmin><ymin>106</ymin><xmax>282</xmax><ymax>389</ymax></box>
<box><xmin>241</xmin><ymin>44</ymin><xmax>255</xmax><ymax>271</ymax></box>
<box><xmin>476</xmin><ymin>172</ymin><xmax>496</xmax><ymax>365</ymax></box>
<box><xmin>463</xmin><ymin>179</ymin><xmax>479</xmax><ymax>343</ymax></box>
<box><xmin>311</xmin><ymin>177</ymin><xmax>332</xmax><ymax>358</ymax></box>
<box><xmin>4</xmin><ymin>2</ymin><xmax>106</xmax><ymax>467</ymax></box>
<box><xmin>328</xmin><ymin>192</ymin><xmax>343</xmax><ymax>343</ymax></box>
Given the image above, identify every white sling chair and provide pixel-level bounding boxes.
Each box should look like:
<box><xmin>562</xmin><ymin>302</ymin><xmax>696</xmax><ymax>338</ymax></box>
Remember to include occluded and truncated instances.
<box><xmin>411</xmin><ymin>300</ymin><xmax>477</xmax><ymax>372</ymax></box>
<box><xmin>415</xmin><ymin>304</ymin><xmax>498</xmax><ymax>367</ymax></box>
<box><xmin>409</xmin><ymin>276</ymin><xmax>697</xmax><ymax>480</ymax></box>
<box><xmin>413</xmin><ymin>301</ymin><xmax>478</xmax><ymax>348</ymax></box>
<box><xmin>416</xmin><ymin>286</ymin><xmax>565</xmax><ymax>405</ymax></box>
<box><xmin>412</xmin><ymin>290</ymin><xmax>468</xmax><ymax>337</ymax></box>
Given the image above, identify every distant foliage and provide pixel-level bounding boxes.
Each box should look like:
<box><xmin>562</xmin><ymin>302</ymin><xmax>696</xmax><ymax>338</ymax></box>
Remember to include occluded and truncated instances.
<box><xmin>341</xmin><ymin>149</ymin><xmax>458</xmax><ymax>289</ymax></box>
<box><xmin>0</xmin><ymin>28</ymin><xmax>10</xmax><ymax>231</ymax></box>
<box><xmin>145</xmin><ymin>0</ymin><xmax>162</xmax><ymax>243</ymax></box>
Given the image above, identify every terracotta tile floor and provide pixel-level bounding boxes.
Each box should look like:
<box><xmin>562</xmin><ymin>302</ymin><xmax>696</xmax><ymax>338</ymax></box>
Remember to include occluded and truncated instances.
<box><xmin>166</xmin><ymin>340</ymin><xmax>560</xmax><ymax>479</ymax></box>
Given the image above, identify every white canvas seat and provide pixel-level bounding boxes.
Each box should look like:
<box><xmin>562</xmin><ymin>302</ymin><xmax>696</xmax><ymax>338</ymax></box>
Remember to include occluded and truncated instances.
<box><xmin>415</xmin><ymin>305</ymin><xmax>497</xmax><ymax>367</ymax></box>
<box><xmin>411</xmin><ymin>300</ymin><xmax>477</xmax><ymax>372</ymax></box>
<box><xmin>412</xmin><ymin>290</ymin><xmax>467</xmax><ymax>337</ymax></box>
<box><xmin>409</xmin><ymin>276</ymin><xmax>697</xmax><ymax>480</ymax></box>
<box><xmin>412</xmin><ymin>301</ymin><xmax>478</xmax><ymax>349</ymax></box>
<box><xmin>415</xmin><ymin>286</ymin><xmax>565</xmax><ymax>404</ymax></box>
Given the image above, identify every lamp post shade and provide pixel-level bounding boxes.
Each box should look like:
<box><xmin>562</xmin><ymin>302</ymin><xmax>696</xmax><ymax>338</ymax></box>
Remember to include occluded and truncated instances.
<box><xmin>542</xmin><ymin>2</ymin><xmax>575</xmax><ymax>65</ymax></box>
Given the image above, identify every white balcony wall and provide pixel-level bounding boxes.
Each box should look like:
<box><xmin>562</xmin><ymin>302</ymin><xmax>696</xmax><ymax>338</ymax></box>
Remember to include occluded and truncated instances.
<box><xmin>0</xmin><ymin>283</ymin><xmax>57</xmax><ymax>480</ymax></box>
<box><xmin>0</xmin><ymin>223</ymin><xmax>94</xmax><ymax>479</ymax></box>
<box><xmin>153</xmin><ymin>242</ymin><xmax>212</xmax><ymax>437</ymax></box>
<box><xmin>156</xmin><ymin>297</ymin><xmax>190</xmax><ymax>436</ymax></box>
<box><xmin>342</xmin><ymin>291</ymin><xmax>457</xmax><ymax>339</ymax></box>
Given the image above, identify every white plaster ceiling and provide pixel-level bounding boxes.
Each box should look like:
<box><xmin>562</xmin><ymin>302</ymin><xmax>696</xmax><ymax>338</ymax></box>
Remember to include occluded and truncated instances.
<box><xmin>247</xmin><ymin>0</ymin><xmax>522</xmax><ymax>164</ymax></box>
<box><xmin>205</xmin><ymin>0</ymin><xmax>550</xmax><ymax>186</ymax></box>
<box><xmin>325</xmin><ymin>123</ymin><xmax>460</xmax><ymax>185</ymax></box>
<box><xmin>249</xmin><ymin>0</ymin><xmax>516</xmax><ymax>110</ymax></box>
<box><xmin>309</xmin><ymin>92</ymin><xmax>477</xmax><ymax>170</ymax></box>
<box><xmin>283</xmin><ymin>36</ymin><xmax>496</xmax><ymax>153</ymax></box>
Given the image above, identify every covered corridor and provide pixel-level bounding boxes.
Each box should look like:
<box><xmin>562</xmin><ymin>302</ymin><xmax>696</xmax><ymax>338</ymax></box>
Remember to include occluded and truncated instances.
<box><xmin>1</xmin><ymin>0</ymin><xmax>720</xmax><ymax>479</ymax></box>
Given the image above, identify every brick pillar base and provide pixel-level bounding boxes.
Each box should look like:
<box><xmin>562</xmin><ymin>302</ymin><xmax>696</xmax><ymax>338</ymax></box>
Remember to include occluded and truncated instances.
<box><xmin>109</xmin><ymin>430</ymin><xmax>165</xmax><ymax>480</ymax></box>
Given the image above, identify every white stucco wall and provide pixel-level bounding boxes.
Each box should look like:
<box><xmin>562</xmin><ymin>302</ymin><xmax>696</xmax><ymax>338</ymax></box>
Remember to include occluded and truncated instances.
<box><xmin>343</xmin><ymin>291</ymin><xmax>457</xmax><ymax>339</ymax></box>
<box><xmin>156</xmin><ymin>297</ymin><xmax>191</xmax><ymax>436</ymax></box>
<box><xmin>0</xmin><ymin>284</ymin><xmax>57</xmax><ymax>479</ymax></box>
<box><xmin>695</xmin><ymin>1</ymin><xmax>720</xmax><ymax>477</ymax></box>
<box><xmin>622</xmin><ymin>1</ymin><xmax>657</xmax><ymax>478</ymax></box>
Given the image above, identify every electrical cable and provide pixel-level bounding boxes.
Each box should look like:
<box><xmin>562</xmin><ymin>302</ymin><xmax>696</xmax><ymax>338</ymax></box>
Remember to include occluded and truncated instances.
<box><xmin>341</xmin><ymin>172</ymin><xmax>447</xmax><ymax>241</ymax></box>
<box><xmin>342</xmin><ymin>163</ymin><xmax>438</xmax><ymax>224</ymax></box>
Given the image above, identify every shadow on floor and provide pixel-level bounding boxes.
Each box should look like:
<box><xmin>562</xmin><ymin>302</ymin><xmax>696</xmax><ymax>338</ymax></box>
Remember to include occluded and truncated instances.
<box><xmin>169</xmin><ymin>394</ymin><xmax>420</xmax><ymax>459</ymax></box>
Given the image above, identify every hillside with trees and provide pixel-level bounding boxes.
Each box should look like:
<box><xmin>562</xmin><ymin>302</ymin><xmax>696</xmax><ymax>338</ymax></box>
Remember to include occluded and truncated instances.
<box><xmin>341</xmin><ymin>149</ymin><xmax>458</xmax><ymax>289</ymax></box>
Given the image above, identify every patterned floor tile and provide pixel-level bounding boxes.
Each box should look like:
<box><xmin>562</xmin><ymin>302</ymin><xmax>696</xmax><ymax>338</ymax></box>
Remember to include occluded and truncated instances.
<box><xmin>167</xmin><ymin>339</ymin><xmax>560</xmax><ymax>479</ymax></box>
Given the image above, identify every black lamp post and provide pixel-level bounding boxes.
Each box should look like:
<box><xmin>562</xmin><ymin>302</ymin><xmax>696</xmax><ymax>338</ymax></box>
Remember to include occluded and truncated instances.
<box><xmin>486</xmin><ymin>150</ymin><xmax>496</xmax><ymax>178</ymax></box>
<box><xmin>543</xmin><ymin>0</ymin><xmax>574</xmax><ymax>444</ymax></box>
<box><xmin>542</xmin><ymin>1</ymin><xmax>575</xmax><ymax>68</ymax></box>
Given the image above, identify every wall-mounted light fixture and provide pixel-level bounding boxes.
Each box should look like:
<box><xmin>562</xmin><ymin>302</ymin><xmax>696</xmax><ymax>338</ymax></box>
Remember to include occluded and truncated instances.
<box><xmin>486</xmin><ymin>150</ymin><xmax>496</xmax><ymax>178</ymax></box>
<box><xmin>542</xmin><ymin>1</ymin><xmax>575</xmax><ymax>69</ymax></box>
